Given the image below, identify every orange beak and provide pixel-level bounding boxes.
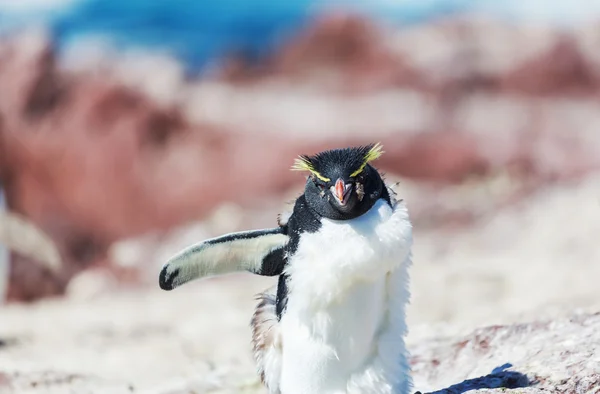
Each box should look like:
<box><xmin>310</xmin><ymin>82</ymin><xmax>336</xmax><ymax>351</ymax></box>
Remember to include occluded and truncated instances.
<box><xmin>335</xmin><ymin>179</ymin><xmax>345</xmax><ymax>202</ymax></box>
<box><xmin>332</xmin><ymin>178</ymin><xmax>352</xmax><ymax>206</ymax></box>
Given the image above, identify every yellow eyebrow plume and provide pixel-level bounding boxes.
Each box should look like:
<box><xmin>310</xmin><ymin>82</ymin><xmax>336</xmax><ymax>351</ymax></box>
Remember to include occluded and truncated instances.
<box><xmin>350</xmin><ymin>143</ymin><xmax>384</xmax><ymax>177</ymax></box>
<box><xmin>291</xmin><ymin>157</ymin><xmax>331</xmax><ymax>182</ymax></box>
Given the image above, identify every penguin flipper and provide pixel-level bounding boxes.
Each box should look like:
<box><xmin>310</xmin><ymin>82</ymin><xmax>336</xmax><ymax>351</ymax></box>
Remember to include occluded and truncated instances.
<box><xmin>159</xmin><ymin>227</ymin><xmax>288</xmax><ymax>291</ymax></box>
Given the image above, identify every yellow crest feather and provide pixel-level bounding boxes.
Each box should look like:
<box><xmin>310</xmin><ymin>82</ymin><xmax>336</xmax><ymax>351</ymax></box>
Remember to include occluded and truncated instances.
<box><xmin>291</xmin><ymin>157</ymin><xmax>331</xmax><ymax>182</ymax></box>
<box><xmin>350</xmin><ymin>142</ymin><xmax>385</xmax><ymax>177</ymax></box>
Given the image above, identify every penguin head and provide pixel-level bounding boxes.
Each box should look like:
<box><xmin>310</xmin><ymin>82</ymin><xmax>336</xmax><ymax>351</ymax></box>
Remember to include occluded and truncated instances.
<box><xmin>292</xmin><ymin>143</ymin><xmax>387</xmax><ymax>220</ymax></box>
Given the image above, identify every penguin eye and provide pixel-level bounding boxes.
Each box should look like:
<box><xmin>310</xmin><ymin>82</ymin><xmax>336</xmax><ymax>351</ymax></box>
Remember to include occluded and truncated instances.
<box><xmin>313</xmin><ymin>177</ymin><xmax>326</xmax><ymax>190</ymax></box>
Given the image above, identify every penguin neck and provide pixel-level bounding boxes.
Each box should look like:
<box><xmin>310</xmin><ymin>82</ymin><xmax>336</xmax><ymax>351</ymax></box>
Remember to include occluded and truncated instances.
<box><xmin>285</xmin><ymin>199</ymin><xmax>410</xmax><ymax>303</ymax></box>
<box><xmin>303</xmin><ymin>177</ymin><xmax>388</xmax><ymax>221</ymax></box>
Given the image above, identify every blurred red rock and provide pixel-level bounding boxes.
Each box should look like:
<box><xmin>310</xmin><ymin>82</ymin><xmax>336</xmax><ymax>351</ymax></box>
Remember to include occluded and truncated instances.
<box><xmin>217</xmin><ymin>13</ymin><xmax>426</xmax><ymax>93</ymax></box>
<box><xmin>501</xmin><ymin>35</ymin><xmax>599</xmax><ymax>96</ymax></box>
<box><xmin>2</xmin><ymin>15</ymin><xmax>600</xmax><ymax>301</ymax></box>
<box><xmin>273</xmin><ymin>13</ymin><xmax>426</xmax><ymax>93</ymax></box>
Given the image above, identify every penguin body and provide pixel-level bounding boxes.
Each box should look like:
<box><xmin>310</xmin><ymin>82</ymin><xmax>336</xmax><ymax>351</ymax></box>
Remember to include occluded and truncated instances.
<box><xmin>159</xmin><ymin>144</ymin><xmax>413</xmax><ymax>394</ymax></box>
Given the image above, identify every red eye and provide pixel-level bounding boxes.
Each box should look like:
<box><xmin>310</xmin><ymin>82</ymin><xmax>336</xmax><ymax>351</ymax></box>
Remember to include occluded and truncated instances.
<box><xmin>313</xmin><ymin>178</ymin><xmax>326</xmax><ymax>190</ymax></box>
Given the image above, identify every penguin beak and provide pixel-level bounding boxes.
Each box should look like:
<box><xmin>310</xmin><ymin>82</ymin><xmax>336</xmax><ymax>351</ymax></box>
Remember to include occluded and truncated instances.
<box><xmin>331</xmin><ymin>178</ymin><xmax>353</xmax><ymax>206</ymax></box>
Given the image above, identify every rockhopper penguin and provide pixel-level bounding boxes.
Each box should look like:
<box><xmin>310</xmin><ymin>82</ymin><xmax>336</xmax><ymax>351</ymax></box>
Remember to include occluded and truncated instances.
<box><xmin>159</xmin><ymin>143</ymin><xmax>414</xmax><ymax>394</ymax></box>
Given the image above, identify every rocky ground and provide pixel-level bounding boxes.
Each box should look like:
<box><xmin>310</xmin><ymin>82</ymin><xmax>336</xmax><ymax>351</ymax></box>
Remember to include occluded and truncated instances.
<box><xmin>1</xmin><ymin>13</ymin><xmax>600</xmax><ymax>394</ymax></box>
<box><xmin>1</xmin><ymin>173</ymin><xmax>600</xmax><ymax>393</ymax></box>
<box><xmin>0</xmin><ymin>285</ymin><xmax>598</xmax><ymax>394</ymax></box>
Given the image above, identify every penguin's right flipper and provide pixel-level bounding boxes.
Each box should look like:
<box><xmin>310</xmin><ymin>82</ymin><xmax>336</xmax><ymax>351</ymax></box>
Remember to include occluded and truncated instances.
<box><xmin>159</xmin><ymin>227</ymin><xmax>288</xmax><ymax>291</ymax></box>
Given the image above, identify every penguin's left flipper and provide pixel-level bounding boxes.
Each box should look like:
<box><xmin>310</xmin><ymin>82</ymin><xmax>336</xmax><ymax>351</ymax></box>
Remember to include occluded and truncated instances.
<box><xmin>159</xmin><ymin>227</ymin><xmax>288</xmax><ymax>291</ymax></box>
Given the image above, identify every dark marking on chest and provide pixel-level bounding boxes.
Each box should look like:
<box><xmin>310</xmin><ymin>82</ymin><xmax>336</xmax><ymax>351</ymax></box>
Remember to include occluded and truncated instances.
<box><xmin>275</xmin><ymin>274</ymin><xmax>289</xmax><ymax>319</ymax></box>
<box><xmin>275</xmin><ymin>195</ymin><xmax>322</xmax><ymax>320</ymax></box>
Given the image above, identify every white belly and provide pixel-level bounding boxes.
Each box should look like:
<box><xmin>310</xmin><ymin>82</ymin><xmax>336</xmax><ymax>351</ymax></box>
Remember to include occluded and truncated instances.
<box><xmin>278</xmin><ymin>199</ymin><xmax>414</xmax><ymax>394</ymax></box>
<box><xmin>280</xmin><ymin>277</ymin><xmax>387</xmax><ymax>393</ymax></box>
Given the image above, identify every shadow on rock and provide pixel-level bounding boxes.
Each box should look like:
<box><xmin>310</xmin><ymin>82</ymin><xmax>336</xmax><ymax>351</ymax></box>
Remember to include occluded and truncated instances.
<box><xmin>418</xmin><ymin>364</ymin><xmax>529</xmax><ymax>394</ymax></box>
<box><xmin>0</xmin><ymin>337</ymin><xmax>19</xmax><ymax>349</ymax></box>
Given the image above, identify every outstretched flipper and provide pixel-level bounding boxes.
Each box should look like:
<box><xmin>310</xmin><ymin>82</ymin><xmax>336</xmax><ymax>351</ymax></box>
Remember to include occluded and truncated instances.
<box><xmin>159</xmin><ymin>227</ymin><xmax>288</xmax><ymax>291</ymax></box>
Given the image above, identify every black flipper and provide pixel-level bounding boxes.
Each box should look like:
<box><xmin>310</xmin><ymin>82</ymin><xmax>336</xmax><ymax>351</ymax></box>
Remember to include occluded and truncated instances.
<box><xmin>159</xmin><ymin>227</ymin><xmax>288</xmax><ymax>291</ymax></box>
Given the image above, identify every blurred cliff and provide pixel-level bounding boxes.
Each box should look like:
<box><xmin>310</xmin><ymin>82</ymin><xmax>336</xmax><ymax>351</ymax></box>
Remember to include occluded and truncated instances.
<box><xmin>0</xmin><ymin>1</ymin><xmax>599</xmax><ymax>308</ymax></box>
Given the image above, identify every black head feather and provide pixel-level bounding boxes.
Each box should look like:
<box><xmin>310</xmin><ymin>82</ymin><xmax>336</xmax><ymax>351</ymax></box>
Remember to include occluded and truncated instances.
<box><xmin>298</xmin><ymin>144</ymin><xmax>380</xmax><ymax>180</ymax></box>
<box><xmin>293</xmin><ymin>143</ymin><xmax>390</xmax><ymax>220</ymax></box>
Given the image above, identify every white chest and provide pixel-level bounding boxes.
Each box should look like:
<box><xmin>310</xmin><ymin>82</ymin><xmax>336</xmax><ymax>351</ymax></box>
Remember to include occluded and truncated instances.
<box><xmin>279</xmin><ymin>199</ymin><xmax>413</xmax><ymax>394</ymax></box>
<box><xmin>280</xmin><ymin>277</ymin><xmax>387</xmax><ymax>393</ymax></box>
